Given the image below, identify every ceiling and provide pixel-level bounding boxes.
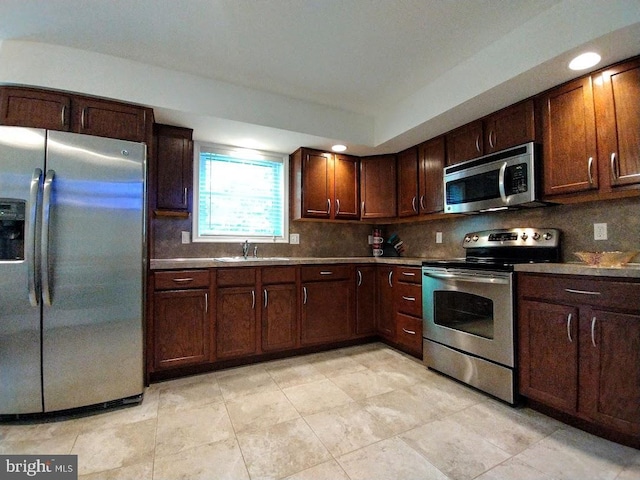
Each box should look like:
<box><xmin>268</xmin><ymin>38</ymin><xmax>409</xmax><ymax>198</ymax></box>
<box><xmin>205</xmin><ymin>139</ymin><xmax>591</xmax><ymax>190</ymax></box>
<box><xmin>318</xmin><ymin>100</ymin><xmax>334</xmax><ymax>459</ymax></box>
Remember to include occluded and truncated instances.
<box><xmin>1</xmin><ymin>0</ymin><xmax>639</xmax><ymax>155</ymax></box>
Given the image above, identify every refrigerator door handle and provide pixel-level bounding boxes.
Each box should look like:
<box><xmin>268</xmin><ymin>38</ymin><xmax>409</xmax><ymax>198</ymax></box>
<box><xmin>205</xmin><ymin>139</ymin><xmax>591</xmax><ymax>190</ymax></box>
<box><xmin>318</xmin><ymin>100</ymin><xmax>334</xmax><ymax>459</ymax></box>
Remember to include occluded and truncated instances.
<box><xmin>27</xmin><ymin>168</ymin><xmax>43</xmax><ymax>307</ymax></box>
<box><xmin>41</xmin><ymin>169</ymin><xmax>55</xmax><ymax>306</ymax></box>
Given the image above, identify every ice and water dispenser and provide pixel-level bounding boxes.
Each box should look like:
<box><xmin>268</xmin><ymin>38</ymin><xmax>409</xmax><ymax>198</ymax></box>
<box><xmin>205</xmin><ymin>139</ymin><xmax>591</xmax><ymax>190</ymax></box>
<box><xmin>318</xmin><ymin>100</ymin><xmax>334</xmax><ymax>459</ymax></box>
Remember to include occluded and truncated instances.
<box><xmin>0</xmin><ymin>200</ymin><xmax>25</xmax><ymax>261</ymax></box>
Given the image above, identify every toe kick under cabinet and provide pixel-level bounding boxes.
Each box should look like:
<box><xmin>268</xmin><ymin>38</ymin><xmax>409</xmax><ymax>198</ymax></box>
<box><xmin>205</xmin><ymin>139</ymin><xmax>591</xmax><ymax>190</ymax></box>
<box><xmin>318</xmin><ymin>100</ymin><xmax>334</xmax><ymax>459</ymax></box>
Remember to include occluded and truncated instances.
<box><xmin>517</xmin><ymin>273</ymin><xmax>640</xmax><ymax>448</ymax></box>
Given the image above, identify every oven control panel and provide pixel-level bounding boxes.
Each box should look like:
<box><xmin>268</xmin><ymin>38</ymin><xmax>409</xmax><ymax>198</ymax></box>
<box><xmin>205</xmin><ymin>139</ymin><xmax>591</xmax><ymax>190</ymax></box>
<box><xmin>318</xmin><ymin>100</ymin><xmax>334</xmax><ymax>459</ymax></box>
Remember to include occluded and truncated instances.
<box><xmin>463</xmin><ymin>228</ymin><xmax>560</xmax><ymax>248</ymax></box>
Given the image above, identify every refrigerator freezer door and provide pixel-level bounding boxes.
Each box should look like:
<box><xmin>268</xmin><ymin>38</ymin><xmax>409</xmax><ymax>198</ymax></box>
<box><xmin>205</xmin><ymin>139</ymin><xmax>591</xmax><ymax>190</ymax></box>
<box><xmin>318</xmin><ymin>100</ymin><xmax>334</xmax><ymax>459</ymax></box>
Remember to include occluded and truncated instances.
<box><xmin>42</xmin><ymin>131</ymin><xmax>145</xmax><ymax>412</ymax></box>
<box><xmin>0</xmin><ymin>126</ymin><xmax>46</xmax><ymax>414</ymax></box>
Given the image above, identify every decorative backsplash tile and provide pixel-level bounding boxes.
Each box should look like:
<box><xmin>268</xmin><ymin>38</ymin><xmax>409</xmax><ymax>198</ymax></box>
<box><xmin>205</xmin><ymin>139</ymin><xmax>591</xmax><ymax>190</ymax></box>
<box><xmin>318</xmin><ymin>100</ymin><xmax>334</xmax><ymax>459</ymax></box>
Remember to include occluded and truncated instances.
<box><xmin>152</xmin><ymin>197</ymin><xmax>639</xmax><ymax>263</ymax></box>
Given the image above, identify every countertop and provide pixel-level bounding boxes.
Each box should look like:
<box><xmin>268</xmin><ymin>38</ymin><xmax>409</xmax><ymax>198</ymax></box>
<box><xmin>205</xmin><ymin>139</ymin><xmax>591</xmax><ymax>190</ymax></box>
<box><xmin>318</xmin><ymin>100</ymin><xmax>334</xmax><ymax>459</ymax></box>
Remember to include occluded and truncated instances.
<box><xmin>514</xmin><ymin>262</ymin><xmax>640</xmax><ymax>279</ymax></box>
<box><xmin>150</xmin><ymin>257</ymin><xmax>640</xmax><ymax>279</ymax></box>
<box><xmin>150</xmin><ymin>256</ymin><xmax>425</xmax><ymax>270</ymax></box>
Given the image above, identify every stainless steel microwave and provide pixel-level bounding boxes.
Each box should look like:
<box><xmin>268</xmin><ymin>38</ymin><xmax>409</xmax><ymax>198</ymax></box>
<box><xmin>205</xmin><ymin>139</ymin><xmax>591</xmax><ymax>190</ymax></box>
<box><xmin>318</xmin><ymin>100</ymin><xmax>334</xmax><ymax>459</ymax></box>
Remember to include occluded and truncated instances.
<box><xmin>443</xmin><ymin>142</ymin><xmax>546</xmax><ymax>214</ymax></box>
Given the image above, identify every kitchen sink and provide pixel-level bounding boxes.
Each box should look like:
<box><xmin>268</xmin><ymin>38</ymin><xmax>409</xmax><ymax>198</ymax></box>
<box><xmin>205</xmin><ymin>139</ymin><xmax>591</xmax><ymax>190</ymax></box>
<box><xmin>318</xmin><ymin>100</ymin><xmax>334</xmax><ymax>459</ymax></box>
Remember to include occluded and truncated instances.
<box><xmin>214</xmin><ymin>256</ymin><xmax>290</xmax><ymax>262</ymax></box>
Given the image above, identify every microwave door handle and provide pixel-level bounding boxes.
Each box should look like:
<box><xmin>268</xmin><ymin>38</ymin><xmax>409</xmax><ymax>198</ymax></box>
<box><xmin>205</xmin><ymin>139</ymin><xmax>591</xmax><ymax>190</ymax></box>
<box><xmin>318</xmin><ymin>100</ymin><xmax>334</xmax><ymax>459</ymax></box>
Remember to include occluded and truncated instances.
<box><xmin>498</xmin><ymin>162</ymin><xmax>508</xmax><ymax>203</ymax></box>
<box><xmin>423</xmin><ymin>271</ymin><xmax>510</xmax><ymax>285</ymax></box>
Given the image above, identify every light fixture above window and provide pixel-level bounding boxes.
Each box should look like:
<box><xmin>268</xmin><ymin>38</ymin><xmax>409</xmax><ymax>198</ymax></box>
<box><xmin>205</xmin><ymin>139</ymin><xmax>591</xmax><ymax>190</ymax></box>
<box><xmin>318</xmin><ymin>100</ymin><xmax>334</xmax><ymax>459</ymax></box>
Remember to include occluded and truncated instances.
<box><xmin>331</xmin><ymin>144</ymin><xmax>347</xmax><ymax>152</ymax></box>
<box><xmin>569</xmin><ymin>52</ymin><xmax>601</xmax><ymax>71</ymax></box>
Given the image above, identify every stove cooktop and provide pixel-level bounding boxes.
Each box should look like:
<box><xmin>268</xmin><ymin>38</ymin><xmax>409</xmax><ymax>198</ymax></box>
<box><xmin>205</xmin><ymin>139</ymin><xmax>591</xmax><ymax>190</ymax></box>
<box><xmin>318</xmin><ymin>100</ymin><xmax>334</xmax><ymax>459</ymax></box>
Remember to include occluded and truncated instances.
<box><xmin>422</xmin><ymin>228</ymin><xmax>561</xmax><ymax>271</ymax></box>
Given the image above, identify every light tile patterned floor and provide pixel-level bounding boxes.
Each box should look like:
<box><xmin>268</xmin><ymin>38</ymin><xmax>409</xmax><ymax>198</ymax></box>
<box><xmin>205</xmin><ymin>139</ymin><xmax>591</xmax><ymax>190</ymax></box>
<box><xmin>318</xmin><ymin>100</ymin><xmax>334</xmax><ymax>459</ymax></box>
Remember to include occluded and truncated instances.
<box><xmin>1</xmin><ymin>343</ymin><xmax>639</xmax><ymax>479</ymax></box>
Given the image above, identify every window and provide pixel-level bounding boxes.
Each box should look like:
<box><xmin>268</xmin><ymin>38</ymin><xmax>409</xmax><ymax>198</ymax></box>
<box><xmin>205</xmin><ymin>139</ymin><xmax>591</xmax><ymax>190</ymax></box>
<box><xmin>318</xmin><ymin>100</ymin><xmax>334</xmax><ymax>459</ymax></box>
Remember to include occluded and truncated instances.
<box><xmin>193</xmin><ymin>143</ymin><xmax>289</xmax><ymax>243</ymax></box>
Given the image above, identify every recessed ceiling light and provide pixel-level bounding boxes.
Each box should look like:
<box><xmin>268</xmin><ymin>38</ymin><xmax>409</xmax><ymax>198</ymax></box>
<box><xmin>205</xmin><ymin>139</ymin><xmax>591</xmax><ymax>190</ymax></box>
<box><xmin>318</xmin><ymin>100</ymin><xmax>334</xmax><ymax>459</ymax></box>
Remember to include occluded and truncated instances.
<box><xmin>569</xmin><ymin>52</ymin><xmax>601</xmax><ymax>71</ymax></box>
<box><xmin>331</xmin><ymin>144</ymin><xmax>347</xmax><ymax>152</ymax></box>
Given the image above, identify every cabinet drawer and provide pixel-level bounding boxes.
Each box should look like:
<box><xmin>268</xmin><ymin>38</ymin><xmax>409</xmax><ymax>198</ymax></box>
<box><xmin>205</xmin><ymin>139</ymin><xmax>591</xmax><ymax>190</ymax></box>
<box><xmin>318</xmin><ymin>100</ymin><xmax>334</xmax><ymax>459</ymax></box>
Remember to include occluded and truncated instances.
<box><xmin>395</xmin><ymin>282</ymin><xmax>422</xmax><ymax>316</ymax></box>
<box><xmin>301</xmin><ymin>265</ymin><xmax>351</xmax><ymax>282</ymax></box>
<box><xmin>395</xmin><ymin>266</ymin><xmax>422</xmax><ymax>285</ymax></box>
<box><xmin>262</xmin><ymin>266</ymin><xmax>297</xmax><ymax>284</ymax></box>
<box><xmin>518</xmin><ymin>274</ymin><xmax>640</xmax><ymax>311</ymax></box>
<box><xmin>217</xmin><ymin>268</ymin><xmax>256</xmax><ymax>287</ymax></box>
<box><xmin>396</xmin><ymin>313</ymin><xmax>423</xmax><ymax>355</ymax></box>
<box><xmin>154</xmin><ymin>270</ymin><xmax>210</xmax><ymax>290</ymax></box>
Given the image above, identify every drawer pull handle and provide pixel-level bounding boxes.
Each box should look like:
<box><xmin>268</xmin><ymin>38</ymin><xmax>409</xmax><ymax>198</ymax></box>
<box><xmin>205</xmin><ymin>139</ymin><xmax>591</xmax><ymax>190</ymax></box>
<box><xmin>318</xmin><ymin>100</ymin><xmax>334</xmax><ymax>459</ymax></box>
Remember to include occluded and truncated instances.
<box><xmin>591</xmin><ymin>316</ymin><xmax>597</xmax><ymax>348</ymax></box>
<box><xmin>320</xmin><ymin>271</ymin><xmax>333</xmax><ymax>275</ymax></box>
<box><xmin>402</xmin><ymin>296</ymin><xmax>416</xmax><ymax>302</ymax></box>
<box><xmin>401</xmin><ymin>272</ymin><xmax>416</xmax><ymax>277</ymax></box>
<box><xmin>204</xmin><ymin>293</ymin><xmax>208</xmax><ymax>313</ymax></box>
<box><xmin>567</xmin><ymin>313</ymin><xmax>573</xmax><ymax>343</ymax></box>
<box><xmin>402</xmin><ymin>328</ymin><xmax>416</xmax><ymax>335</ymax></box>
<box><xmin>565</xmin><ymin>288</ymin><xmax>601</xmax><ymax>296</ymax></box>
<box><xmin>172</xmin><ymin>277</ymin><xmax>194</xmax><ymax>283</ymax></box>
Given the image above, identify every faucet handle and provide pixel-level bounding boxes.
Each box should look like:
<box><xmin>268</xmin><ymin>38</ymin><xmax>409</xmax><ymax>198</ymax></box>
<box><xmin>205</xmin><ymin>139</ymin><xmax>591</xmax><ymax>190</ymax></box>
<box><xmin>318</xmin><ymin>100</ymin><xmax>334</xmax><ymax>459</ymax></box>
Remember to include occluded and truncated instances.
<box><xmin>253</xmin><ymin>245</ymin><xmax>258</xmax><ymax>258</ymax></box>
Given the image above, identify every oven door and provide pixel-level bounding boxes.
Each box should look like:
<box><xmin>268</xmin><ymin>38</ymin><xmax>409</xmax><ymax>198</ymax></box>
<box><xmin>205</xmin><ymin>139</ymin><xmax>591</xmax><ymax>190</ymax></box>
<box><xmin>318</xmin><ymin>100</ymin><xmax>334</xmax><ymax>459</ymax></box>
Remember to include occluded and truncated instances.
<box><xmin>422</xmin><ymin>266</ymin><xmax>514</xmax><ymax>367</ymax></box>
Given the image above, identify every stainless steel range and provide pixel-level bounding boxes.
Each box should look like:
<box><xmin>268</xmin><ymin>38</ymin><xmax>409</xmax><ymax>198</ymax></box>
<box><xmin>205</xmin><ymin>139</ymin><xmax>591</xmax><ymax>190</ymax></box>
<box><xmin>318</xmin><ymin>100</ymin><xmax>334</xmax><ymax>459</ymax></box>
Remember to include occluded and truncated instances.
<box><xmin>422</xmin><ymin>228</ymin><xmax>561</xmax><ymax>404</ymax></box>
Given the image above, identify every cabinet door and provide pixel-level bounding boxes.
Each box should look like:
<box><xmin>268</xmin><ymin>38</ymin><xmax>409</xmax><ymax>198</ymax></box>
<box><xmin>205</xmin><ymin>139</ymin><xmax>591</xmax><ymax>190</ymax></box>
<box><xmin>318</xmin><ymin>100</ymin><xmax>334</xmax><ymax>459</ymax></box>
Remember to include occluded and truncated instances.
<box><xmin>518</xmin><ymin>299</ymin><xmax>579</xmax><ymax>413</ymax></box>
<box><xmin>73</xmin><ymin>98</ymin><xmax>148</xmax><ymax>142</ymax></box>
<box><xmin>153</xmin><ymin>289</ymin><xmax>210</xmax><ymax>370</ymax></box>
<box><xmin>445</xmin><ymin>120</ymin><xmax>483</xmax><ymax>165</ymax></box>
<box><xmin>360</xmin><ymin>154</ymin><xmax>397</xmax><ymax>218</ymax></box>
<box><xmin>301</xmin><ymin>280</ymin><xmax>353</xmax><ymax>345</ymax></box>
<box><xmin>155</xmin><ymin>124</ymin><xmax>193</xmax><ymax>212</ymax></box>
<box><xmin>397</xmin><ymin>147</ymin><xmax>419</xmax><ymax>217</ymax></box>
<box><xmin>484</xmin><ymin>100</ymin><xmax>534</xmax><ymax>154</ymax></box>
<box><xmin>333</xmin><ymin>154</ymin><xmax>360</xmax><ymax>219</ymax></box>
<box><xmin>579</xmin><ymin>309</ymin><xmax>640</xmax><ymax>436</ymax></box>
<box><xmin>262</xmin><ymin>284</ymin><xmax>298</xmax><ymax>352</ymax></box>
<box><xmin>216</xmin><ymin>286</ymin><xmax>257</xmax><ymax>359</ymax></box>
<box><xmin>418</xmin><ymin>136</ymin><xmax>445</xmax><ymax>214</ymax></box>
<box><xmin>594</xmin><ymin>58</ymin><xmax>640</xmax><ymax>188</ymax></box>
<box><xmin>376</xmin><ymin>266</ymin><xmax>395</xmax><ymax>340</ymax></box>
<box><xmin>355</xmin><ymin>266</ymin><xmax>376</xmax><ymax>336</ymax></box>
<box><xmin>541</xmin><ymin>77</ymin><xmax>598</xmax><ymax>196</ymax></box>
<box><xmin>0</xmin><ymin>87</ymin><xmax>70</xmax><ymax>131</ymax></box>
<box><xmin>302</xmin><ymin>150</ymin><xmax>332</xmax><ymax>218</ymax></box>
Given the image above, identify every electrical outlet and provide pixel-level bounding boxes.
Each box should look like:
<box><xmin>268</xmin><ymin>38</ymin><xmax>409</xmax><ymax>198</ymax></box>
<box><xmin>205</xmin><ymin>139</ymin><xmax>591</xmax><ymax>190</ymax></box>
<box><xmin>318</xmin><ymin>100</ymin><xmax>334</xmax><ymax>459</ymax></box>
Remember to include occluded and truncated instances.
<box><xmin>290</xmin><ymin>233</ymin><xmax>300</xmax><ymax>244</ymax></box>
<box><xmin>436</xmin><ymin>232</ymin><xmax>443</xmax><ymax>244</ymax></box>
<box><xmin>594</xmin><ymin>223</ymin><xmax>607</xmax><ymax>241</ymax></box>
<box><xmin>368</xmin><ymin>235</ymin><xmax>374</xmax><ymax>245</ymax></box>
<box><xmin>181</xmin><ymin>231</ymin><xmax>190</xmax><ymax>244</ymax></box>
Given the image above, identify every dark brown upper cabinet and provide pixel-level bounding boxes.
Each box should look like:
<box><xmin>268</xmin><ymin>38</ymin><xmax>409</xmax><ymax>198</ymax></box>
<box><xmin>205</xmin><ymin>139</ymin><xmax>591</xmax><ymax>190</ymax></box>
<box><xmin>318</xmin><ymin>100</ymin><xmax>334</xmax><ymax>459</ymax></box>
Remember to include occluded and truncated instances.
<box><xmin>593</xmin><ymin>57</ymin><xmax>640</xmax><ymax>190</ymax></box>
<box><xmin>539</xmin><ymin>77</ymin><xmax>598</xmax><ymax>197</ymax></box>
<box><xmin>290</xmin><ymin>147</ymin><xmax>359</xmax><ymax>220</ymax></box>
<box><xmin>397</xmin><ymin>146</ymin><xmax>419</xmax><ymax>217</ymax></box>
<box><xmin>153</xmin><ymin>124</ymin><xmax>194</xmax><ymax>213</ymax></box>
<box><xmin>0</xmin><ymin>86</ymin><xmax>151</xmax><ymax>143</ymax></box>
<box><xmin>446</xmin><ymin>100</ymin><xmax>534</xmax><ymax>165</ymax></box>
<box><xmin>360</xmin><ymin>154</ymin><xmax>397</xmax><ymax>219</ymax></box>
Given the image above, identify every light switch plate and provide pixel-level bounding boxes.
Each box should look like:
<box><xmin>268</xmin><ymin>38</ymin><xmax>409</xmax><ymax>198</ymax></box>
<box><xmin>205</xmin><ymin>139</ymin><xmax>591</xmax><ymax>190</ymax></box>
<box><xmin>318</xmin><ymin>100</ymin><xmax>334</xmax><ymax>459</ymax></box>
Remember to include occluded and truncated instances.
<box><xmin>290</xmin><ymin>233</ymin><xmax>300</xmax><ymax>244</ymax></box>
<box><xmin>436</xmin><ymin>232</ymin><xmax>443</xmax><ymax>244</ymax></box>
<box><xmin>181</xmin><ymin>231</ymin><xmax>190</xmax><ymax>244</ymax></box>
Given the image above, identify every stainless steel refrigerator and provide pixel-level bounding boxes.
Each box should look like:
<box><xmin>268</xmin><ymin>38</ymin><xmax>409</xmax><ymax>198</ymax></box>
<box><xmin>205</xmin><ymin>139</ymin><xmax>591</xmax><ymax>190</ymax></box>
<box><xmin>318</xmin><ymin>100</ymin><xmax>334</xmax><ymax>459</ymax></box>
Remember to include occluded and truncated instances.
<box><xmin>0</xmin><ymin>126</ymin><xmax>145</xmax><ymax>415</ymax></box>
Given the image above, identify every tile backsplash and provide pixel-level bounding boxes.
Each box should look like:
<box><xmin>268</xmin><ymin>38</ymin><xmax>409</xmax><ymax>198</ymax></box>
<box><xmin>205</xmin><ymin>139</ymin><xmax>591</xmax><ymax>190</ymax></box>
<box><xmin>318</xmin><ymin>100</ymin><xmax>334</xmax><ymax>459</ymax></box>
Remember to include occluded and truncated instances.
<box><xmin>152</xmin><ymin>197</ymin><xmax>639</xmax><ymax>263</ymax></box>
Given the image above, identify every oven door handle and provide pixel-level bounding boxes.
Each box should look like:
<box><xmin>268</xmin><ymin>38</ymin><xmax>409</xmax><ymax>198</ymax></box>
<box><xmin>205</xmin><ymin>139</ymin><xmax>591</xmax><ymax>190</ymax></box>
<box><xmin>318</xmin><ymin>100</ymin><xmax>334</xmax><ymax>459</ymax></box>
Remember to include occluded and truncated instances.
<box><xmin>423</xmin><ymin>271</ymin><xmax>510</xmax><ymax>285</ymax></box>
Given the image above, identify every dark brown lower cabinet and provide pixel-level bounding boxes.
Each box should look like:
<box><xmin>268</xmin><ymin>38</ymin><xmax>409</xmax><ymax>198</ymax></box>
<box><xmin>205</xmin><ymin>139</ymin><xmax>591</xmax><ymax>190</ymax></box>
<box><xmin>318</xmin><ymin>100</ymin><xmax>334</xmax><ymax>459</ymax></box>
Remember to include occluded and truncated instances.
<box><xmin>262</xmin><ymin>283</ymin><xmax>298</xmax><ymax>352</ymax></box>
<box><xmin>375</xmin><ymin>266</ymin><xmax>395</xmax><ymax>340</ymax></box>
<box><xmin>355</xmin><ymin>265</ymin><xmax>376</xmax><ymax>336</ymax></box>
<box><xmin>153</xmin><ymin>289</ymin><xmax>211</xmax><ymax>370</ymax></box>
<box><xmin>518</xmin><ymin>273</ymin><xmax>640</xmax><ymax>446</ymax></box>
<box><xmin>216</xmin><ymin>286</ymin><xmax>258</xmax><ymax>359</ymax></box>
<box><xmin>301</xmin><ymin>266</ymin><xmax>354</xmax><ymax>346</ymax></box>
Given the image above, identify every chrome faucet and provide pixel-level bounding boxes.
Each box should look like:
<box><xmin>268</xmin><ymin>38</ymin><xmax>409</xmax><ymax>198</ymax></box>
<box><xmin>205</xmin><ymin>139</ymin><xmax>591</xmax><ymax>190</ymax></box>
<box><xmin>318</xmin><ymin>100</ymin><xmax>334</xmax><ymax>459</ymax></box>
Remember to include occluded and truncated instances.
<box><xmin>242</xmin><ymin>240</ymin><xmax>249</xmax><ymax>259</ymax></box>
<box><xmin>253</xmin><ymin>245</ymin><xmax>258</xmax><ymax>258</ymax></box>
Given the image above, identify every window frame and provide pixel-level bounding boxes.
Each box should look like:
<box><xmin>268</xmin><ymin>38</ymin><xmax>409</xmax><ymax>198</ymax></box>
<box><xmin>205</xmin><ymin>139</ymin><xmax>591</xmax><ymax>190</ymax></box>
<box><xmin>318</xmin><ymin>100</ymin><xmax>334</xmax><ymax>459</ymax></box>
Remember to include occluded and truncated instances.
<box><xmin>192</xmin><ymin>142</ymin><xmax>290</xmax><ymax>243</ymax></box>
